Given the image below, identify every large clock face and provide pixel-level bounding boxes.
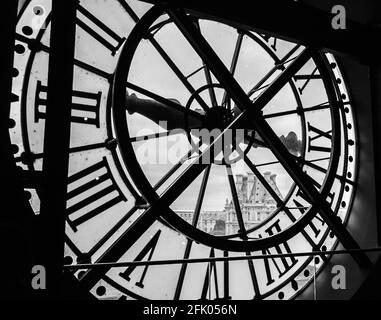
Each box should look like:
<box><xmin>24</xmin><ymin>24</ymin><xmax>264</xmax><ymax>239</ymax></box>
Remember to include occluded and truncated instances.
<box><xmin>12</xmin><ymin>0</ymin><xmax>358</xmax><ymax>300</ymax></box>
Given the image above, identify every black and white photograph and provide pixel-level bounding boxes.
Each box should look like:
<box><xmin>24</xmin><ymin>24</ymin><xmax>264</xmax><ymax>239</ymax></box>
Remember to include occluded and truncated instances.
<box><xmin>1</xmin><ymin>0</ymin><xmax>381</xmax><ymax>311</ymax></box>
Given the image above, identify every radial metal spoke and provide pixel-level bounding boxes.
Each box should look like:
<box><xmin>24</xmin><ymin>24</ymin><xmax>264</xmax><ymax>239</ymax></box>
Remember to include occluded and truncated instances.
<box><xmin>246</xmin><ymin>43</ymin><xmax>301</xmax><ymax>99</ymax></box>
<box><xmin>174</xmin><ymin>164</ymin><xmax>211</xmax><ymax>299</ymax></box>
<box><xmin>167</xmin><ymin>8</ymin><xmax>370</xmax><ymax>267</ymax></box>
<box><xmin>294</xmin><ymin>156</ymin><xmax>355</xmax><ymax>185</ymax></box>
<box><xmin>222</xmin><ymin>31</ymin><xmax>243</xmax><ymax>107</ymax></box>
<box><xmin>125</xmin><ymin>81</ymin><xmax>204</xmax><ymax>122</ymax></box>
<box><xmin>244</xmin><ymin>155</ymin><xmax>282</xmax><ymax>206</ymax></box>
<box><xmin>204</xmin><ymin>67</ymin><xmax>218</xmax><ymax>108</ymax></box>
<box><xmin>86</xmin><ymin>206</ymin><xmax>140</xmax><ymax>258</ymax></box>
<box><xmin>145</xmin><ymin>33</ymin><xmax>210</xmax><ymax>111</ymax></box>
<box><xmin>194</xmin><ymin>19</ymin><xmax>218</xmax><ymax>108</ymax></box>
<box><xmin>226</xmin><ymin>164</ymin><xmax>246</xmax><ymax>237</ymax></box>
<box><xmin>153</xmin><ymin>146</ymin><xmax>202</xmax><ymax>191</ymax></box>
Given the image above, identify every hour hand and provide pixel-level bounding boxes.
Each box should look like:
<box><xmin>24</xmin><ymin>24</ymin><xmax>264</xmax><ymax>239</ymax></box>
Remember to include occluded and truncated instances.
<box><xmin>125</xmin><ymin>90</ymin><xmax>204</xmax><ymax>130</ymax></box>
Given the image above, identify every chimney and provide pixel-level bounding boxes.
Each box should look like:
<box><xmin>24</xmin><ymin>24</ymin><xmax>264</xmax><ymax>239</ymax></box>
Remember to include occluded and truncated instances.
<box><xmin>235</xmin><ymin>174</ymin><xmax>244</xmax><ymax>201</ymax></box>
<box><xmin>247</xmin><ymin>172</ymin><xmax>255</xmax><ymax>202</ymax></box>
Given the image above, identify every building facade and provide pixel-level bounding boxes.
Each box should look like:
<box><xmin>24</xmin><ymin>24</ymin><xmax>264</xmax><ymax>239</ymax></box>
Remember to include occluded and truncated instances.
<box><xmin>176</xmin><ymin>171</ymin><xmax>283</xmax><ymax>235</ymax></box>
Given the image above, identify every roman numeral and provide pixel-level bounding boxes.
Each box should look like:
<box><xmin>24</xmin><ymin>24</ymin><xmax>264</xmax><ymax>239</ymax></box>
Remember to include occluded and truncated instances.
<box><xmin>34</xmin><ymin>80</ymin><xmax>102</xmax><ymax>127</ymax></box>
<box><xmin>294</xmin><ymin>67</ymin><xmax>322</xmax><ymax>94</ymax></box>
<box><xmin>260</xmin><ymin>34</ymin><xmax>277</xmax><ymax>51</ymax></box>
<box><xmin>307</xmin><ymin>122</ymin><xmax>332</xmax><ymax>153</ymax></box>
<box><xmin>76</xmin><ymin>5</ymin><xmax>125</xmax><ymax>56</ymax></box>
<box><xmin>119</xmin><ymin>230</ymin><xmax>161</xmax><ymax>288</ymax></box>
<box><xmin>293</xmin><ymin>184</ymin><xmax>334</xmax><ymax>250</ymax></box>
<box><xmin>293</xmin><ymin>198</ymin><xmax>324</xmax><ymax>246</ymax></box>
<box><xmin>261</xmin><ymin>219</ymin><xmax>298</xmax><ymax>285</ymax></box>
<box><xmin>66</xmin><ymin>157</ymin><xmax>127</xmax><ymax>231</ymax></box>
<box><xmin>295</xmin><ymin>176</ymin><xmax>335</xmax><ymax>207</ymax></box>
<box><xmin>200</xmin><ymin>248</ymin><xmax>222</xmax><ymax>300</ymax></box>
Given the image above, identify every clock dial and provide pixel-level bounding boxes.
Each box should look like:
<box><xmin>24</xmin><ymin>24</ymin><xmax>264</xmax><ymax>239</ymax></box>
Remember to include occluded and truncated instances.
<box><xmin>12</xmin><ymin>0</ymin><xmax>360</xmax><ymax>300</ymax></box>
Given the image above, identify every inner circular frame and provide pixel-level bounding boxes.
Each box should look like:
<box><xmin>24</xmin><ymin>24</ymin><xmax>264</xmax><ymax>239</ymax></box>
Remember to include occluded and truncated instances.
<box><xmin>112</xmin><ymin>5</ymin><xmax>341</xmax><ymax>252</ymax></box>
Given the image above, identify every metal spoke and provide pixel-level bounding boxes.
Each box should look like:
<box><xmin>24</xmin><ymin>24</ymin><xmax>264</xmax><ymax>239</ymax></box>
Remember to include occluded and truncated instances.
<box><xmin>244</xmin><ymin>155</ymin><xmax>282</xmax><ymax>206</ymax></box>
<box><xmin>226</xmin><ymin>164</ymin><xmax>246</xmax><ymax>236</ymax></box>
<box><xmin>225</xmin><ymin>163</ymin><xmax>260</xmax><ymax>296</ymax></box>
<box><xmin>194</xmin><ymin>19</ymin><xmax>218</xmax><ymax>108</ymax></box>
<box><xmin>126</xmin><ymin>81</ymin><xmax>204</xmax><ymax>122</ymax></box>
<box><xmin>85</xmin><ymin>206</ymin><xmax>140</xmax><ymax>258</ymax></box>
<box><xmin>153</xmin><ymin>133</ymin><xmax>205</xmax><ymax>192</ymax></box>
<box><xmin>145</xmin><ymin>33</ymin><xmax>210</xmax><ymax>111</ymax></box>
<box><xmin>246</xmin><ymin>43</ymin><xmax>301</xmax><ymax>99</ymax></box>
<box><xmin>222</xmin><ymin>31</ymin><xmax>244</xmax><ymax>107</ymax></box>
<box><xmin>186</xmin><ymin>64</ymin><xmax>207</xmax><ymax>79</ymax></box>
<box><xmin>174</xmin><ymin>164</ymin><xmax>211</xmax><ymax>299</ymax></box>
<box><xmin>264</xmin><ymin>101</ymin><xmax>330</xmax><ymax>119</ymax></box>
<box><xmin>295</xmin><ymin>156</ymin><xmax>355</xmax><ymax>186</ymax></box>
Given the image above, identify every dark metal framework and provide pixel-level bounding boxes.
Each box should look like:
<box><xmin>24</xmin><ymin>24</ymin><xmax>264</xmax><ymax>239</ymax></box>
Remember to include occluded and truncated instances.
<box><xmin>0</xmin><ymin>0</ymin><xmax>35</xmax><ymax>299</ymax></box>
<box><xmin>144</xmin><ymin>0</ymin><xmax>381</xmax><ymax>63</ymax></box>
<box><xmin>77</xmin><ymin>4</ymin><xmax>366</xmax><ymax>297</ymax></box>
<box><xmin>36</xmin><ymin>0</ymin><xmax>77</xmax><ymax>298</ymax></box>
<box><xmin>110</xmin><ymin>6</ymin><xmax>365</xmax><ymax>255</ymax></box>
<box><xmin>6</xmin><ymin>0</ymin><xmax>380</xmax><ymax>299</ymax></box>
<box><xmin>65</xmin><ymin>246</ymin><xmax>381</xmax><ymax>270</ymax></box>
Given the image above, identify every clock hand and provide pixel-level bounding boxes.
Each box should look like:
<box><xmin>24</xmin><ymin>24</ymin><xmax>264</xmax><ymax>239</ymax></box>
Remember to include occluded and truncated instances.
<box><xmin>126</xmin><ymin>90</ymin><xmax>302</xmax><ymax>153</ymax></box>
<box><xmin>125</xmin><ymin>90</ymin><xmax>204</xmax><ymax>130</ymax></box>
